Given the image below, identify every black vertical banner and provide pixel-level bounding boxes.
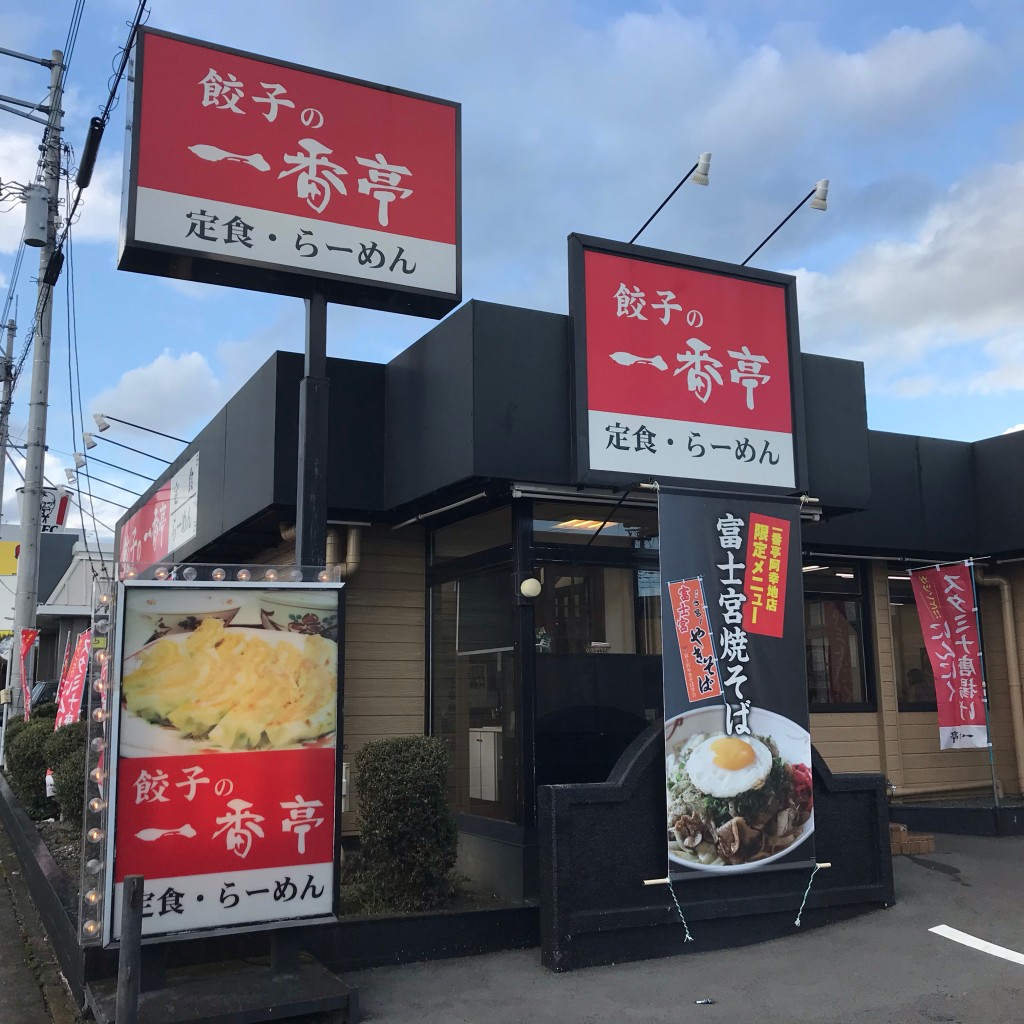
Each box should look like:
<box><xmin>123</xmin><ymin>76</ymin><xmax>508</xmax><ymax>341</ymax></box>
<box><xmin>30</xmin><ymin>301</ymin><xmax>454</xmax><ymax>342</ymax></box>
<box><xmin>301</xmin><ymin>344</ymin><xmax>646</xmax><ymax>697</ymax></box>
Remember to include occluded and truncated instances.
<box><xmin>659</xmin><ymin>490</ymin><xmax>814</xmax><ymax>876</ymax></box>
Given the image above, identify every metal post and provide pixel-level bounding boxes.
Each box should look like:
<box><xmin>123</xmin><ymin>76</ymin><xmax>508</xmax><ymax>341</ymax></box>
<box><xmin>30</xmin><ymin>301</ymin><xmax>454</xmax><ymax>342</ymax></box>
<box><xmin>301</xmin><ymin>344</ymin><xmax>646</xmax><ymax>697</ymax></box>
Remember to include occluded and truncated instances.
<box><xmin>116</xmin><ymin>874</ymin><xmax>144</xmax><ymax>1024</ymax></box>
<box><xmin>0</xmin><ymin>319</ymin><xmax>15</xmax><ymax>532</ymax></box>
<box><xmin>9</xmin><ymin>50</ymin><xmax>61</xmax><ymax>721</ymax></box>
<box><xmin>0</xmin><ymin>320</ymin><xmax>15</xmax><ymax>763</ymax></box>
<box><xmin>295</xmin><ymin>291</ymin><xmax>329</xmax><ymax>569</ymax></box>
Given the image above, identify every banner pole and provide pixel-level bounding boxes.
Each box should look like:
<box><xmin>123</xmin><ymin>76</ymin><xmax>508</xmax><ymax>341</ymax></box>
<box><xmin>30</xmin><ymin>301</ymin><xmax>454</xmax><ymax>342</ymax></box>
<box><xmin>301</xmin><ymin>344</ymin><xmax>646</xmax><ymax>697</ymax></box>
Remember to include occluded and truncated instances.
<box><xmin>967</xmin><ymin>560</ymin><xmax>1000</xmax><ymax>809</ymax></box>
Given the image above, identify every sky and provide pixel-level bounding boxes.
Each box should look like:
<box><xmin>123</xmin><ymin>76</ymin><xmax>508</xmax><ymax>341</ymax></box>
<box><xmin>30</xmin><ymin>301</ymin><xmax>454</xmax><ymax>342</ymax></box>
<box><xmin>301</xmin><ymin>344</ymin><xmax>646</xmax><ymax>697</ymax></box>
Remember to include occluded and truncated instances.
<box><xmin>1</xmin><ymin>0</ymin><xmax>1023</xmax><ymax>543</ymax></box>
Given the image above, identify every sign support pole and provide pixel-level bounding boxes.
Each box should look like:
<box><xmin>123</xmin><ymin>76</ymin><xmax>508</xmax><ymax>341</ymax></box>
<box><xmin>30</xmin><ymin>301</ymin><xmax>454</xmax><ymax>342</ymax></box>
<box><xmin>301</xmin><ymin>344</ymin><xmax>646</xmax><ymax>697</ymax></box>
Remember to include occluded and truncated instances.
<box><xmin>295</xmin><ymin>292</ymin><xmax>329</xmax><ymax>570</ymax></box>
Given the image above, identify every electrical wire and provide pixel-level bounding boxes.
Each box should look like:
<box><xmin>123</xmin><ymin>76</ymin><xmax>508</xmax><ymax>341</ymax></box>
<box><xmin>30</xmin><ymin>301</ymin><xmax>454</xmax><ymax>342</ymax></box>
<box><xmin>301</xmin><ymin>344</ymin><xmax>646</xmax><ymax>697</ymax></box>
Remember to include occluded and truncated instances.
<box><xmin>6</xmin><ymin>2</ymin><xmax>149</xmax><ymax>422</ymax></box>
<box><xmin>56</xmin><ymin>1</ymin><xmax>149</xmax><ymax>253</ymax></box>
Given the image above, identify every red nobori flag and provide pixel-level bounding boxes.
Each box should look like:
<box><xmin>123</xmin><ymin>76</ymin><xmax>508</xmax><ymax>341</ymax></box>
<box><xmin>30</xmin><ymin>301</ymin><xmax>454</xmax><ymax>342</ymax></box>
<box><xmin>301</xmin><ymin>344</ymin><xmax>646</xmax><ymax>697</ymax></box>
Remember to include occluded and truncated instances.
<box><xmin>19</xmin><ymin>628</ymin><xmax>39</xmax><ymax>721</ymax></box>
<box><xmin>910</xmin><ymin>564</ymin><xmax>989</xmax><ymax>750</ymax></box>
<box><xmin>666</xmin><ymin>578</ymin><xmax>723</xmax><ymax>704</ymax></box>
<box><xmin>54</xmin><ymin>630</ymin><xmax>91</xmax><ymax>730</ymax></box>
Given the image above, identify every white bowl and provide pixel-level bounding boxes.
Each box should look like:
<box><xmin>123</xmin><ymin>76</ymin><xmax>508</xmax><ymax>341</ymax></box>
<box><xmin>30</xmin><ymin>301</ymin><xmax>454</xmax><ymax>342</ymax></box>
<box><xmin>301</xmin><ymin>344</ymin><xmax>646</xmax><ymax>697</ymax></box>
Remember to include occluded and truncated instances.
<box><xmin>665</xmin><ymin>704</ymin><xmax>814</xmax><ymax>874</ymax></box>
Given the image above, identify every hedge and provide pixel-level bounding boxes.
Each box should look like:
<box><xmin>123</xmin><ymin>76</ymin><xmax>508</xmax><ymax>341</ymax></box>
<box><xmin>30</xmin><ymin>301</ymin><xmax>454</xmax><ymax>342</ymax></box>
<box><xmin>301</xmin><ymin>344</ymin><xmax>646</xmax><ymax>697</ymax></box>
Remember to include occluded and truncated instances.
<box><xmin>44</xmin><ymin>719</ymin><xmax>88</xmax><ymax>768</ymax></box>
<box><xmin>53</xmin><ymin>746</ymin><xmax>87</xmax><ymax>828</ymax></box>
<box><xmin>6</xmin><ymin>719</ymin><xmax>55</xmax><ymax>818</ymax></box>
<box><xmin>352</xmin><ymin>735</ymin><xmax>458</xmax><ymax>912</ymax></box>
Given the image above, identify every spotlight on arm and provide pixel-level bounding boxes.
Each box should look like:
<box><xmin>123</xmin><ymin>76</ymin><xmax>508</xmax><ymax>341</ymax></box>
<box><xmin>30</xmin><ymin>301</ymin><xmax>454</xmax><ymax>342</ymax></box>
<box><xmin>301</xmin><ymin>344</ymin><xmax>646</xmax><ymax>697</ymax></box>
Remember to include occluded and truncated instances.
<box><xmin>92</xmin><ymin>412</ymin><xmax>111</xmax><ymax>432</ymax></box>
<box><xmin>741</xmin><ymin>177</ymin><xmax>831</xmax><ymax>266</ymax></box>
<box><xmin>690</xmin><ymin>152</ymin><xmax>712</xmax><ymax>186</ymax></box>
<box><xmin>630</xmin><ymin>150</ymin><xmax>712</xmax><ymax>244</ymax></box>
<box><xmin>83</xmin><ymin>432</ymin><xmax>97</xmax><ymax>450</ymax></box>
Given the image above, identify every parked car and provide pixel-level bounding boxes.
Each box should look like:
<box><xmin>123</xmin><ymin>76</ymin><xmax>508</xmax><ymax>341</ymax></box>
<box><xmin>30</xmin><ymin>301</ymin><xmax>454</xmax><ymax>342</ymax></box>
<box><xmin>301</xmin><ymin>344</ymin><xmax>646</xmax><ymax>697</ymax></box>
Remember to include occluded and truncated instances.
<box><xmin>30</xmin><ymin>679</ymin><xmax>59</xmax><ymax>709</ymax></box>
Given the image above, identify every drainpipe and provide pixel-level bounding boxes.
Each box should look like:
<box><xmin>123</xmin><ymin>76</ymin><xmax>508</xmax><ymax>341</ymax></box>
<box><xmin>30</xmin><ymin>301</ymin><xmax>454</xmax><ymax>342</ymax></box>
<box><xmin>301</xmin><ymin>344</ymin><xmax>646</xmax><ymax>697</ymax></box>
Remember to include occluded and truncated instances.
<box><xmin>280</xmin><ymin>523</ymin><xmax>362</xmax><ymax>579</ymax></box>
<box><xmin>974</xmin><ymin>568</ymin><xmax>1024</xmax><ymax>796</ymax></box>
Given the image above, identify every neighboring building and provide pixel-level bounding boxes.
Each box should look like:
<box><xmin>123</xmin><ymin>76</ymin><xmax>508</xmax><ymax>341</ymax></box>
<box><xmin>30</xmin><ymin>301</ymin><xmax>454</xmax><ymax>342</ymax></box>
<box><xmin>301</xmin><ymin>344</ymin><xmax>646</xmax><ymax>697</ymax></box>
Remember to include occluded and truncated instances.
<box><xmin>0</xmin><ymin>527</ymin><xmax>85</xmax><ymax>687</ymax></box>
<box><xmin>35</xmin><ymin>540</ymin><xmax>115</xmax><ymax>682</ymax></box>
<box><xmin>115</xmin><ymin>300</ymin><xmax>1024</xmax><ymax>899</ymax></box>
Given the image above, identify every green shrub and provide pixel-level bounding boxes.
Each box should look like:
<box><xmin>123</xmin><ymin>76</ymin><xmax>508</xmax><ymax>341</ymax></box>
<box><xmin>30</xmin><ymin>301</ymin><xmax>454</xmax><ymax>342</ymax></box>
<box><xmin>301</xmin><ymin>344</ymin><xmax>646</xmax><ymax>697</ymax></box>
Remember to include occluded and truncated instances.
<box><xmin>33</xmin><ymin>702</ymin><xmax>58</xmax><ymax>720</ymax></box>
<box><xmin>45</xmin><ymin>720</ymin><xmax>88</xmax><ymax>768</ymax></box>
<box><xmin>6</xmin><ymin>719</ymin><xmax>55</xmax><ymax>818</ymax></box>
<box><xmin>53</xmin><ymin>746</ymin><xmax>87</xmax><ymax>828</ymax></box>
<box><xmin>5</xmin><ymin>716</ymin><xmax>30</xmax><ymax>749</ymax></box>
<box><xmin>352</xmin><ymin>736</ymin><xmax>458</xmax><ymax>913</ymax></box>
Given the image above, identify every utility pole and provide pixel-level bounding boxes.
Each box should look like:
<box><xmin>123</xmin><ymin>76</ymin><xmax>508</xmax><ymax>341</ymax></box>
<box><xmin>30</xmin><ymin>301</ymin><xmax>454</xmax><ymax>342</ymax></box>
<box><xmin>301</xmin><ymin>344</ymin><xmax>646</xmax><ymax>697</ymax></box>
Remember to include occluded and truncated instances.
<box><xmin>8</xmin><ymin>50</ymin><xmax>63</xmax><ymax>724</ymax></box>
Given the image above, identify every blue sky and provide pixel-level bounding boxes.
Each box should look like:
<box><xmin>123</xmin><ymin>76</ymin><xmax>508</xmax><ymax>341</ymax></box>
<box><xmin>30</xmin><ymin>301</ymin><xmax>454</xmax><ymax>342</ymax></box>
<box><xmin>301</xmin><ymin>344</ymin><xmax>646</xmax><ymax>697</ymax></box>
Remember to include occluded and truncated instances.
<box><xmin>1</xmin><ymin>1</ymin><xmax>1023</xmax><ymax>539</ymax></box>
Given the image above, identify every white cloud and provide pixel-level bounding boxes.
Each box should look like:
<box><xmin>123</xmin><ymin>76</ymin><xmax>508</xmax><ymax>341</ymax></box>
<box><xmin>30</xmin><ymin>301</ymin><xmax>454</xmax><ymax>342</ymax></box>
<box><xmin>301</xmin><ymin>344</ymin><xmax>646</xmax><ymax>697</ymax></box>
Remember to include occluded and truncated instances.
<box><xmin>69</xmin><ymin>156</ymin><xmax>123</xmax><ymax>246</ymax></box>
<box><xmin>0</xmin><ymin>129</ymin><xmax>42</xmax><ymax>253</ymax></box>
<box><xmin>795</xmin><ymin>162</ymin><xmax>1024</xmax><ymax>379</ymax></box>
<box><xmin>89</xmin><ymin>350</ymin><xmax>225</xmax><ymax>440</ymax></box>
<box><xmin>1004</xmin><ymin>423</ymin><xmax>1024</xmax><ymax>434</ymax></box>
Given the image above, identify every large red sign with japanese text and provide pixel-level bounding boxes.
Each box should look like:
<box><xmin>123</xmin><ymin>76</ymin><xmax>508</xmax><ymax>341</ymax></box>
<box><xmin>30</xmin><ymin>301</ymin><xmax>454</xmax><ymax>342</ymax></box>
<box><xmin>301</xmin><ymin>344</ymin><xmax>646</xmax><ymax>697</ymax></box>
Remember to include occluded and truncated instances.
<box><xmin>104</xmin><ymin>583</ymin><xmax>343</xmax><ymax>942</ymax></box>
<box><xmin>570</xmin><ymin>237</ymin><xmax>798</xmax><ymax>489</ymax></box>
<box><xmin>910</xmin><ymin>564</ymin><xmax>989</xmax><ymax>750</ymax></box>
<box><xmin>117</xmin><ymin>483</ymin><xmax>171</xmax><ymax>576</ymax></box>
<box><xmin>120</xmin><ymin>28</ymin><xmax>460</xmax><ymax>318</ymax></box>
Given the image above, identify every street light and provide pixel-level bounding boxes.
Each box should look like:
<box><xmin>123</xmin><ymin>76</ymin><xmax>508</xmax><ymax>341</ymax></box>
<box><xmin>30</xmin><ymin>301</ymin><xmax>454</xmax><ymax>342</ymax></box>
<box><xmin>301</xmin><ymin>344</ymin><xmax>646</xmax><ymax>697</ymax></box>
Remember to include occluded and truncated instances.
<box><xmin>741</xmin><ymin>179</ymin><xmax>829</xmax><ymax>267</ymax></box>
<box><xmin>630</xmin><ymin>151</ymin><xmax>712</xmax><ymax>245</ymax></box>
<box><xmin>92</xmin><ymin>412</ymin><xmax>188</xmax><ymax>444</ymax></box>
<box><xmin>82</xmin><ymin>431</ymin><xmax>171</xmax><ymax>464</ymax></box>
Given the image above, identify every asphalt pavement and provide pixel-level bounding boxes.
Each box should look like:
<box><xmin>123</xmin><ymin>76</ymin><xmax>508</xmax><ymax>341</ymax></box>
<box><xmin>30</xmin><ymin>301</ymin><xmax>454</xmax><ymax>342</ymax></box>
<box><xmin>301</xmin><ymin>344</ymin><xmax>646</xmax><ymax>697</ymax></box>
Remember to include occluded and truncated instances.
<box><xmin>3</xmin><ymin>828</ymin><xmax>1023</xmax><ymax>1023</ymax></box>
<box><xmin>0</xmin><ymin>819</ymin><xmax>79</xmax><ymax>1024</ymax></box>
<box><xmin>346</xmin><ymin>833</ymin><xmax>1024</xmax><ymax>1024</ymax></box>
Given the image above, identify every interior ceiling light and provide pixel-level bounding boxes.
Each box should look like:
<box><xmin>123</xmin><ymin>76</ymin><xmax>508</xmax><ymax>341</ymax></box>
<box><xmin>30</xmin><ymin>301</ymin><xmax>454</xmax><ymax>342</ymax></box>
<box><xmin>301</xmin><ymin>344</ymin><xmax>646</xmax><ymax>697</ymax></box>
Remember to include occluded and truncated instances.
<box><xmin>801</xmin><ymin>565</ymin><xmax>827</xmax><ymax>573</ymax></box>
<box><xmin>554</xmin><ymin>519</ymin><xmax>621</xmax><ymax>531</ymax></box>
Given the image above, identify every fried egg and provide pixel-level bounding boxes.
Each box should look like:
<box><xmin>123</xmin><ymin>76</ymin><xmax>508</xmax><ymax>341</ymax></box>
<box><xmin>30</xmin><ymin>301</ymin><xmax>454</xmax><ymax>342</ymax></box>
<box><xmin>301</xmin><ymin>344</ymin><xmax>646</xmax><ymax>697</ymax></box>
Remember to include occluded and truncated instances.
<box><xmin>685</xmin><ymin>733</ymin><xmax>772</xmax><ymax>798</ymax></box>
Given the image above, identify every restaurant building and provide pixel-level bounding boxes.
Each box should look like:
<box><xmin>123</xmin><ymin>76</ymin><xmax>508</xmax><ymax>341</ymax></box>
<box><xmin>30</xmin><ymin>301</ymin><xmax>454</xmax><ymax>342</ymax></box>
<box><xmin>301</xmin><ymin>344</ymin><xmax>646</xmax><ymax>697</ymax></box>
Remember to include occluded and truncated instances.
<box><xmin>115</xmin><ymin>295</ymin><xmax>1024</xmax><ymax>902</ymax></box>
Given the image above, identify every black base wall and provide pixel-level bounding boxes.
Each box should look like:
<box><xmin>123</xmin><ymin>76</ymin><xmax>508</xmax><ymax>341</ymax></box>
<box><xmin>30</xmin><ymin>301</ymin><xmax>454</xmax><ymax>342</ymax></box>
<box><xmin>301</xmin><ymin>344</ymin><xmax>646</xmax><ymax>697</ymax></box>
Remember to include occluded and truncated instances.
<box><xmin>538</xmin><ymin>724</ymin><xmax>896</xmax><ymax>971</ymax></box>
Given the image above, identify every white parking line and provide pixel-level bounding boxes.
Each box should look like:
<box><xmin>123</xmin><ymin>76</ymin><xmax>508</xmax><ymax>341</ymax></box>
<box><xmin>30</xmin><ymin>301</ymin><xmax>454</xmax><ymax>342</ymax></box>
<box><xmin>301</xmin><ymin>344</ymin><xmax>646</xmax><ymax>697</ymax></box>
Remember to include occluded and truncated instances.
<box><xmin>930</xmin><ymin>925</ymin><xmax>1024</xmax><ymax>965</ymax></box>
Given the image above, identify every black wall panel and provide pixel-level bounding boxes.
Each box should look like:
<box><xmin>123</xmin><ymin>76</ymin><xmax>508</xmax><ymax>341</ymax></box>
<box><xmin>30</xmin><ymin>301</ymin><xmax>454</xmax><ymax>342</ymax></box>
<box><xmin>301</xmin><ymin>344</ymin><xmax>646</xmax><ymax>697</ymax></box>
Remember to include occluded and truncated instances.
<box><xmin>385</xmin><ymin>304</ymin><xmax>476</xmax><ymax>508</ymax></box>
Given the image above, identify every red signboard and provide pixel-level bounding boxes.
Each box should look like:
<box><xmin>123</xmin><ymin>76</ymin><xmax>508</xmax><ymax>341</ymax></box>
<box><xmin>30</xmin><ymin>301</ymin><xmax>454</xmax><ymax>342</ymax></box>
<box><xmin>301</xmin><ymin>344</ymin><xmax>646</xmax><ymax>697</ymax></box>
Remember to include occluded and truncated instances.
<box><xmin>104</xmin><ymin>583</ymin><xmax>343</xmax><ymax>942</ymax></box>
<box><xmin>910</xmin><ymin>564</ymin><xmax>989</xmax><ymax>750</ymax></box>
<box><xmin>743</xmin><ymin>513</ymin><xmax>790</xmax><ymax>638</ymax></box>
<box><xmin>569</xmin><ymin>235</ymin><xmax>800</xmax><ymax>490</ymax></box>
<box><xmin>666</xmin><ymin>578</ymin><xmax>722</xmax><ymax>704</ymax></box>
<box><xmin>54</xmin><ymin>630</ymin><xmax>91</xmax><ymax>729</ymax></box>
<box><xmin>120</xmin><ymin>28</ymin><xmax>460</xmax><ymax>318</ymax></box>
<box><xmin>118</xmin><ymin>482</ymin><xmax>171</xmax><ymax>575</ymax></box>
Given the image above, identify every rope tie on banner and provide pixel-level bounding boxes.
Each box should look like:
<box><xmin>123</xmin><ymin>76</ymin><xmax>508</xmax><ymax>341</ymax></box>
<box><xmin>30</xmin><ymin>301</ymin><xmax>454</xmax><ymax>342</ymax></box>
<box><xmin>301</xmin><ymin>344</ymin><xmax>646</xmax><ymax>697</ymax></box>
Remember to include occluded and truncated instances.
<box><xmin>794</xmin><ymin>862</ymin><xmax>822</xmax><ymax>927</ymax></box>
<box><xmin>666</xmin><ymin>878</ymin><xmax>694</xmax><ymax>942</ymax></box>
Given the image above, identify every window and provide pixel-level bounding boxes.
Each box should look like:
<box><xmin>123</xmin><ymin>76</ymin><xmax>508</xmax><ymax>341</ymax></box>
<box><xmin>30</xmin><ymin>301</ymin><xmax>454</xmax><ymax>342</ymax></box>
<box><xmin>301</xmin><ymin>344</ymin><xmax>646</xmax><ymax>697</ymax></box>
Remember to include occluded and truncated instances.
<box><xmin>532</xmin><ymin>502</ymin><xmax>658</xmax><ymax>551</ymax></box>
<box><xmin>802</xmin><ymin>562</ymin><xmax>873</xmax><ymax>709</ymax></box>
<box><xmin>432</xmin><ymin>507</ymin><xmax>511</xmax><ymax>562</ymax></box>
<box><xmin>430</xmin><ymin>570</ymin><xmax>518</xmax><ymax>822</ymax></box>
<box><xmin>889</xmin><ymin>570</ymin><xmax>936</xmax><ymax>710</ymax></box>
<box><xmin>532</xmin><ymin>565</ymin><xmax>661</xmax><ymax>656</ymax></box>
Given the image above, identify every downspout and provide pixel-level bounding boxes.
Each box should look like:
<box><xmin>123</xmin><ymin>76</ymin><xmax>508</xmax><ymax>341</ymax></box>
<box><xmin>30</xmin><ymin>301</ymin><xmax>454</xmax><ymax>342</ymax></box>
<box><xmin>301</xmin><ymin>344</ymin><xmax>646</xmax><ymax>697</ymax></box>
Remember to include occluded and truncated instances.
<box><xmin>974</xmin><ymin>568</ymin><xmax>1024</xmax><ymax>796</ymax></box>
<box><xmin>280</xmin><ymin>523</ymin><xmax>362</xmax><ymax>579</ymax></box>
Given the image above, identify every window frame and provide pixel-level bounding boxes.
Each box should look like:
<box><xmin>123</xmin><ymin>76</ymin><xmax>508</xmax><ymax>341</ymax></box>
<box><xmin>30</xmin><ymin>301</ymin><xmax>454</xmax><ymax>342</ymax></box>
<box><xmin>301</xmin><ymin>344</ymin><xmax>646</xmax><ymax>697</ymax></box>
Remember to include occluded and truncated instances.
<box><xmin>802</xmin><ymin>560</ymin><xmax>877</xmax><ymax>714</ymax></box>
<box><xmin>888</xmin><ymin>569</ymin><xmax>939</xmax><ymax>713</ymax></box>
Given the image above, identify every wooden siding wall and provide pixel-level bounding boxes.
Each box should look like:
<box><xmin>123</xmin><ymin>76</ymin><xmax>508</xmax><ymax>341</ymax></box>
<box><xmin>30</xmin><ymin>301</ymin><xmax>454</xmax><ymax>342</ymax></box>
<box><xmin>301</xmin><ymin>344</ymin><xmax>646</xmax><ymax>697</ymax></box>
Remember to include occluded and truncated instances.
<box><xmin>810</xmin><ymin>560</ymin><xmax>1024</xmax><ymax>800</ymax></box>
<box><xmin>252</xmin><ymin>525</ymin><xmax>427</xmax><ymax>834</ymax></box>
<box><xmin>252</xmin><ymin>533</ymin><xmax>1024</xmax><ymax>812</ymax></box>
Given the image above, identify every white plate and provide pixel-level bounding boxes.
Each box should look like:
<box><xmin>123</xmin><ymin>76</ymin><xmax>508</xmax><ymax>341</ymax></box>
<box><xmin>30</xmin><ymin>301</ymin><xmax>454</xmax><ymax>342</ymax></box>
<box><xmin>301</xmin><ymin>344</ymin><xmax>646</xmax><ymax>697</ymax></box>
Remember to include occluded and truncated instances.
<box><xmin>664</xmin><ymin>704</ymin><xmax>814</xmax><ymax>874</ymax></box>
<box><xmin>118</xmin><ymin>627</ymin><xmax>337</xmax><ymax>758</ymax></box>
